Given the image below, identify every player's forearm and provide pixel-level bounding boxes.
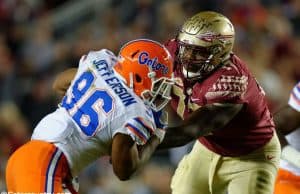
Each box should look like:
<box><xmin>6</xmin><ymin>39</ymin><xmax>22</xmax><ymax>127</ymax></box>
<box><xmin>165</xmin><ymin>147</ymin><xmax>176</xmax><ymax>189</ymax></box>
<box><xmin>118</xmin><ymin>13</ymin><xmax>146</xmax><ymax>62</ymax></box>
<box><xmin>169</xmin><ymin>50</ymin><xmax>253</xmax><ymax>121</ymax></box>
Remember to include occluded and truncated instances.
<box><xmin>273</xmin><ymin>105</ymin><xmax>300</xmax><ymax>135</ymax></box>
<box><xmin>112</xmin><ymin>136</ymin><xmax>160</xmax><ymax>181</ymax></box>
<box><xmin>158</xmin><ymin>103</ymin><xmax>243</xmax><ymax>149</ymax></box>
<box><xmin>158</xmin><ymin>123</ymin><xmax>212</xmax><ymax>150</ymax></box>
<box><xmin>137</xmin><ymin>136</ymin><xmax>160</xmax><ymax>164</ymax></box>
<box><xmin>157</xmin><ymin>127</ymin><xmax>194</xmax><ymax>149</ymax></box>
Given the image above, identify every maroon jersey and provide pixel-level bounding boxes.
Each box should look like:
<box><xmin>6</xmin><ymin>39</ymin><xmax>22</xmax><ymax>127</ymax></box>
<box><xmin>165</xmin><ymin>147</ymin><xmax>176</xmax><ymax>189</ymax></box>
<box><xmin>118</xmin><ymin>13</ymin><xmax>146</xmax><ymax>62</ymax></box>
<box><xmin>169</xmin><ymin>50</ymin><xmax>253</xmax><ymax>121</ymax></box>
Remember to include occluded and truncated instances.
<box><xmin>165</xmin><ymin>39</ymin><xmax>274</xmax><ymax>156</ymax></box>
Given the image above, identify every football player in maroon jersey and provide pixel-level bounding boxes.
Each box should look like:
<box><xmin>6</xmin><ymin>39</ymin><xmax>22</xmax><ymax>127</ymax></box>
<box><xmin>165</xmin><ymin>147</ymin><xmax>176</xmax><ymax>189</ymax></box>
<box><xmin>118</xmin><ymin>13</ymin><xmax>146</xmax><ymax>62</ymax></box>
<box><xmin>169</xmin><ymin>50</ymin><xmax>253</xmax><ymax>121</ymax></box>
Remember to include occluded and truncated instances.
<box><xmin>159</xmin><ymin>11</ymin><xmax>281</xmax><ymax>194</ymax></box>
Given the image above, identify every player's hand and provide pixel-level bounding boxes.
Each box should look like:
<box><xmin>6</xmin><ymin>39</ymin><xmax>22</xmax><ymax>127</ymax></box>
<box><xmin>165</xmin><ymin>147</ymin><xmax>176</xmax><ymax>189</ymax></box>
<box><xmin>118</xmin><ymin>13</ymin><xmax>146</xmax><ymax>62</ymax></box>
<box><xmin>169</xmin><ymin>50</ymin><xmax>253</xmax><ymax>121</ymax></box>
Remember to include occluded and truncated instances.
<box><xmin>282</xmin><ymin>145</ymin><xmax>300</xmax><ymax>168</ymax></box>
<box><xmin>152</xmin><ymin>110</ymin><xmax>168</xmax><ymax>143</ymax></box>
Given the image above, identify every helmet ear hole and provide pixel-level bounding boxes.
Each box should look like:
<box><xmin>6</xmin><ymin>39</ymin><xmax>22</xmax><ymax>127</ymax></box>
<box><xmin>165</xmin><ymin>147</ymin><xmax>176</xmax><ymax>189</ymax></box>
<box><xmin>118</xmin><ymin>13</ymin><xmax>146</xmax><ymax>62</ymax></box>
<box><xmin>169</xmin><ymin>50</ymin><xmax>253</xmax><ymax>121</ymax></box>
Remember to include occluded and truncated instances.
<box><xmin>135</xmin><ymin>74</ymin><xmax>142</xmax><ymax>83</ymax></box>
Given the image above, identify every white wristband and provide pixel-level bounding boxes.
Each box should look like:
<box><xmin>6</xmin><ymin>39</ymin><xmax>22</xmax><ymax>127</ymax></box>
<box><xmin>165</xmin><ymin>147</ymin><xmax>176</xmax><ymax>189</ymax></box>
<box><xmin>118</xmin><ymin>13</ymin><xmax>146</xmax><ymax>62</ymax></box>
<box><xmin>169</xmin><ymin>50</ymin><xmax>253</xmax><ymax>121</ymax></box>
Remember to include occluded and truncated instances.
<box><xmin>282</xmin><ymin>145</ymin><xmax>300</xmax><ymax>168</ymax></box>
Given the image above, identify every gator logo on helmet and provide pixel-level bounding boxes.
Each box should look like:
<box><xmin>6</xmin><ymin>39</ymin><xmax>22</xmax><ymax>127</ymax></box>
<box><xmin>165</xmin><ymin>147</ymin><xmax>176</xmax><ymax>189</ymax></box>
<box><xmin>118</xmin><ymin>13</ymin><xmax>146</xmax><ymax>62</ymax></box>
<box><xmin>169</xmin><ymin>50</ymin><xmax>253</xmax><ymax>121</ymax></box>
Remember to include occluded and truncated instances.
<box><xmin>138</xmin><ymin>52</ymin><xmax>169</xmax><ymax>75</ymax></box>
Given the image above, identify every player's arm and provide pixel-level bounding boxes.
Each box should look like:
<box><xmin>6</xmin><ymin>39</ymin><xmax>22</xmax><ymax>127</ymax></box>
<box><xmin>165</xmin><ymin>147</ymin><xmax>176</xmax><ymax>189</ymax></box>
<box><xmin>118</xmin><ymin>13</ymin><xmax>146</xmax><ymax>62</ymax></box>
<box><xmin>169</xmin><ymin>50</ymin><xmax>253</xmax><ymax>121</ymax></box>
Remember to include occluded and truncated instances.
<box><xmin>111</xmin><ymin>133</ymin><xmax>160</xmax><ymax>181</ymax></box>
<box><xmin>274</xmin><ymin>82</ymin><xmax>300</xmax><ymax>145</ymax></box>
<box><xmin>274</xmin><ymin>104</ymin><xmax>300</xmax><ymax>141</ymax></box>
<box><xmin>158</xmin><ymin>103</ymin><xmax>243</xmax><ymax>149</ymax></box>
<box><xmin>52</xmin><ymin>68</ymin><xmax>77</xmax><ymax>97</ymax></box>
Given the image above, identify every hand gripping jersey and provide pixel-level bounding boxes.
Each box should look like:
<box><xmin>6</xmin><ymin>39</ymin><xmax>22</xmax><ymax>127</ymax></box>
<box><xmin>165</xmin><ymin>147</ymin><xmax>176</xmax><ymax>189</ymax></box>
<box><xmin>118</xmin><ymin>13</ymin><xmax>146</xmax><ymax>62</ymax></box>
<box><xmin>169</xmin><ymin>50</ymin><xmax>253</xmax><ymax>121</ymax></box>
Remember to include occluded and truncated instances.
<box><xmin>165</xmin><ymin>39</ymin><xmax>274</xmax><ymax>156</ymax></box>
<box><xmin>32</xmin><ymin>49</ymin><xmax>156</xmax><ymax>176</ymax></box>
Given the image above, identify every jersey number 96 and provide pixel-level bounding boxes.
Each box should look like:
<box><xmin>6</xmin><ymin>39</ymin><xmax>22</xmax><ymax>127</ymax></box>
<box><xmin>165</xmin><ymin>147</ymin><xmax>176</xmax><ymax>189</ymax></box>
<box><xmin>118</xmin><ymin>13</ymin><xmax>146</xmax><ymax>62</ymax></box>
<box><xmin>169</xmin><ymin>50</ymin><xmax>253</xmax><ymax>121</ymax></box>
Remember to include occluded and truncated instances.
<box><xmin>61</xmin><ymin>71</ymin><xmax>114</xmax><ymax>136</ymax></box>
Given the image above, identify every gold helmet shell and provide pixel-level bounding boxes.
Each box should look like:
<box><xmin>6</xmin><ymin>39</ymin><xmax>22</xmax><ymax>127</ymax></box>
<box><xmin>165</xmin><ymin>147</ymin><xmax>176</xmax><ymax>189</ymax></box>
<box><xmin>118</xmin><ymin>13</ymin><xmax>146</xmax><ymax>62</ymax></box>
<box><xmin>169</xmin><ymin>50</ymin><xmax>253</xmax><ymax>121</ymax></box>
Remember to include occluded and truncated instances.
<box><xmin>177</xmin><ymin>11</ymin><xmax>235</xmax><ymax>80</ymax></box>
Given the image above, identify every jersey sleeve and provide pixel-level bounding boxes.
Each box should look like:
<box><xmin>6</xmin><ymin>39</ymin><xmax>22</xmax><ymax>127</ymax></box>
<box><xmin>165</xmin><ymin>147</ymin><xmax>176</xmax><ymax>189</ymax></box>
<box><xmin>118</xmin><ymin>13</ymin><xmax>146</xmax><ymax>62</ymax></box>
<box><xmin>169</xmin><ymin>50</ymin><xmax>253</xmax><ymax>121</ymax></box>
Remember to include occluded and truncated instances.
<box><xmin>111</xmin><ymin>104</ymin><xmax>156</xmax><ymax>146</ymax></box>
<box><xmin>288</xmin><ymin>82</ymin><xmax>300</xmax><ymax>112</ymax></box>
<box><xmin>203</xmin><ymin>67</ymin><xmax>248</xmax><ymax>104</ymax></box>
<box><xmin>124</xmin><ymin>117</ymin><xmax>155</xmax><ymax>145</ymax></box>
<box><xmin>113</xmin><ymin>116</ymin><xmax>155</xmax><ymax>146</ymax></box>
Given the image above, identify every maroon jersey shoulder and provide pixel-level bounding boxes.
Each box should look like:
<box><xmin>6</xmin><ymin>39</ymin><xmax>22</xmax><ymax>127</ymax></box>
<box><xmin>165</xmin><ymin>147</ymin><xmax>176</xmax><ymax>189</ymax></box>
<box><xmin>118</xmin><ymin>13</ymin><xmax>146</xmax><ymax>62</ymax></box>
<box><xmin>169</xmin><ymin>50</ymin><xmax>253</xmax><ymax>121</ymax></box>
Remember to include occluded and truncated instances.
<box><xmin>191</xmin><ymin>55</ymin><xmax>250</xmax><ymax>106</ymax></box>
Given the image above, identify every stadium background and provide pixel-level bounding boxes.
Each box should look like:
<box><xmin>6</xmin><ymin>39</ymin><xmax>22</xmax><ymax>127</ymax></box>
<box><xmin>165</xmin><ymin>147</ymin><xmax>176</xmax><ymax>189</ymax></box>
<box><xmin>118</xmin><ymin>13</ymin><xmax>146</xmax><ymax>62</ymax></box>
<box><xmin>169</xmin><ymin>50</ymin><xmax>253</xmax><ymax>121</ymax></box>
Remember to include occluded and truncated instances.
<box><xmin>0</xmin><ymin>0</ymin><xmax>300</xmax><ymax>193</ymax></box>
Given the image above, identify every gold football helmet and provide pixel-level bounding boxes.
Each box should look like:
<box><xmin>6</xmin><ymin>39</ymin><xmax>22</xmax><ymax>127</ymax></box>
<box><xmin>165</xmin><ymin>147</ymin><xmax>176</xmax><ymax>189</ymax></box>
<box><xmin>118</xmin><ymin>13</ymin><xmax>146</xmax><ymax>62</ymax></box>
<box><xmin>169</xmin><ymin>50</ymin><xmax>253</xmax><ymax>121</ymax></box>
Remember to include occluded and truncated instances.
<box><xmin>177</xmin><ymin>11</ymin><xmax>235</xmax><ymax>80</ymax></box>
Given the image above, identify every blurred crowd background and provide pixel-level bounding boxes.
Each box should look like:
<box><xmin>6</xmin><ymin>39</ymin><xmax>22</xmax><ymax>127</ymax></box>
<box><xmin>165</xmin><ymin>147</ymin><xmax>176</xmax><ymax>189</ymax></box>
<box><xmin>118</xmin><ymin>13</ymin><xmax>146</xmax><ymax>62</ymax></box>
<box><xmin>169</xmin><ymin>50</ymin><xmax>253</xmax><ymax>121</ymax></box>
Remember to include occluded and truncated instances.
<box><xmin>1</xmin><ymin>0</ymin><xmax>300</xmax><ymax>193</ymax></box>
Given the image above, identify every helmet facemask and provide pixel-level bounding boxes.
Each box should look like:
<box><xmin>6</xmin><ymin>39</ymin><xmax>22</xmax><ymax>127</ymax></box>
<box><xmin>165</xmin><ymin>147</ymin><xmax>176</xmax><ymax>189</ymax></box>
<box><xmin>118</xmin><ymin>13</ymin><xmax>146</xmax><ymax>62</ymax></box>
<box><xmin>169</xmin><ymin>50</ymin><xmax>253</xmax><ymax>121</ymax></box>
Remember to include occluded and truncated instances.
<box><xmin>141</xmin><ymin>72</ymin><xmax>174</xmax><ymax>111</ymax></box>
<box><xmin>178</xmin><ymin>41</ymin><xmax>223</xmax><ymax>80</ymax></box>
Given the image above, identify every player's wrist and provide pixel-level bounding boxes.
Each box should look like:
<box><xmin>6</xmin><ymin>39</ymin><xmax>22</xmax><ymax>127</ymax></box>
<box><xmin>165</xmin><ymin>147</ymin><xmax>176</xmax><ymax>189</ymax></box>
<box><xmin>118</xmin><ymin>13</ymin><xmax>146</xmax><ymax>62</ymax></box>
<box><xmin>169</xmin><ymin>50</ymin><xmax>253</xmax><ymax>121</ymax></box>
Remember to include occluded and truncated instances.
<box><xmin>282</xmin><ymin>145</ymin><xmax>300</xmax><ymax>168</ymax></box>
